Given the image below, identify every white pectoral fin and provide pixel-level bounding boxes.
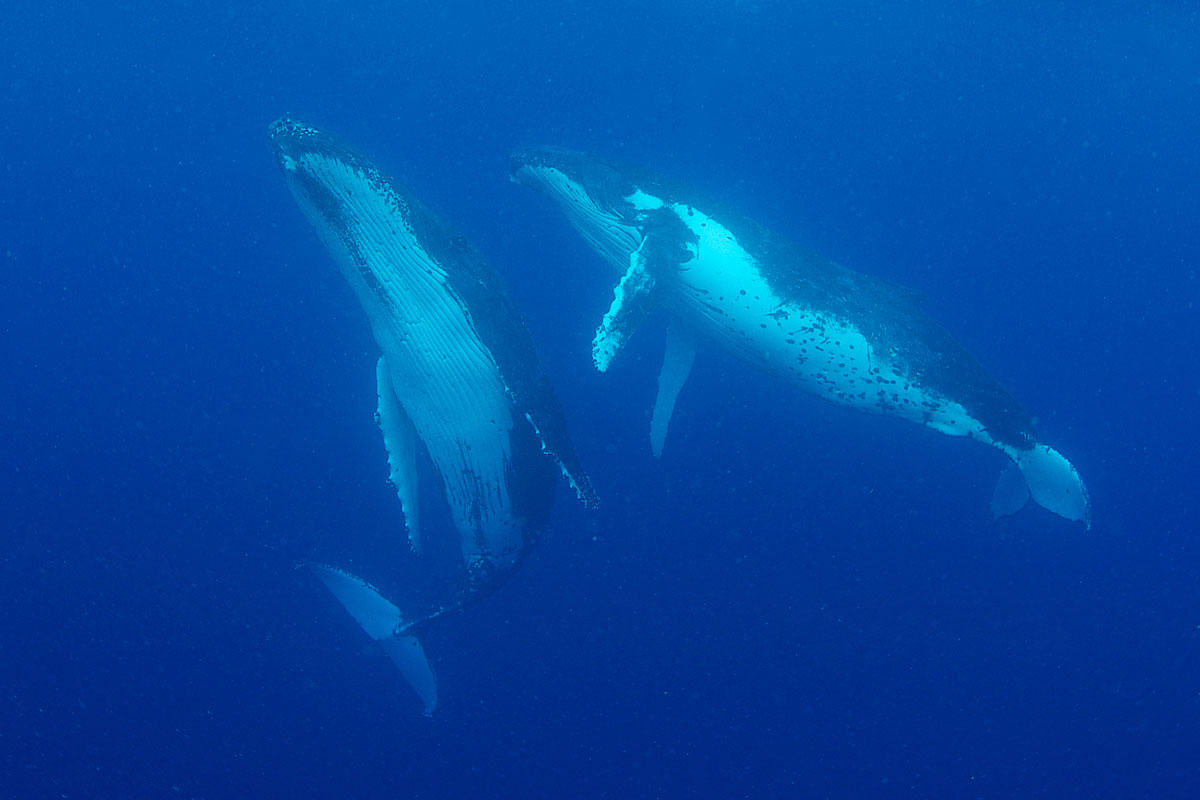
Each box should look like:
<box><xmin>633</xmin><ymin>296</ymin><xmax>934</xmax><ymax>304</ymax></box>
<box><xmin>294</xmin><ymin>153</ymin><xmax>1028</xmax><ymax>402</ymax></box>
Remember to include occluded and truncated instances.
<box><xmin>309</xmin><ymin>564</ymin><xmax>438</xmax><ymax>716</ymax></box>
<box><xmin>650</xmin><ymin>322</ymin><xmax>697</xmax><ymax>458</ymax></box>
<box><xmin>593</xmin><ymin>238</ymin><xmax>660</xmax><ymax>372</ymax></box>
<box><xmin>376</xmin><ymin>357</ymin><xmax>422</xmax><ymax>552</ymax></box>
<box><xmin>997</xmin><ymin>444</ymin><xmax>1091</xmax><ymax>528</ymax></box>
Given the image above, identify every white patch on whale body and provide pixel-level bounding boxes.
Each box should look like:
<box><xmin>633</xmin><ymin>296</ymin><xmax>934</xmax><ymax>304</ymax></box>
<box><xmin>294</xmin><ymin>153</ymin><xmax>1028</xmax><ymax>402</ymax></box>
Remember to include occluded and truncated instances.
<box><xmin>537</xmin><ymin>173</ymin><xmax>989</xmax><ymax>441</ymax></box>
<box><xmin>663</xmin><ymin>201</ymin><xmax>989</xmax><ymax>438</ymax></box>
<box><xmin>519</xmin><ymin>156</ymin><xmax>1090</xmax><ymax>524</ymax></box>
<box><xmin>287</xmin><ymin>149</ymin><xmax>523</xmax><ymax>570</ymax></box>
<box><xmin>624</xmin><ymin>188</ymin><xmax>664</xmax><ymax>211</ymax></box>
<box><xmin>522</xmin><ymin>411</ymin><xmax>595</xmax><ymax>507</ymax></box>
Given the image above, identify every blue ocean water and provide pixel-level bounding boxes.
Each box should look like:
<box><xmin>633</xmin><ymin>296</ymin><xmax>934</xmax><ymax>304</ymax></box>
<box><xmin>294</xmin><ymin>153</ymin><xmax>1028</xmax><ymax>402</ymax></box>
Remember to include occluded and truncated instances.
<box><xmin>2</xmin><ymin>1</ymin><xmax>1198</xmax><ymax>797</ymax></box>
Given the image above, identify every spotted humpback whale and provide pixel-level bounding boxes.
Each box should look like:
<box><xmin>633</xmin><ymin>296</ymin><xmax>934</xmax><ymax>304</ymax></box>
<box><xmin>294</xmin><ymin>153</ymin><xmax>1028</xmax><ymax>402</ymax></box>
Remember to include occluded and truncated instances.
<box><xmin>270</xmin><ymin>121</ymin><xmax>597</xmax><ymax>714</ymax></box>
<box><xmin>510</xmin><ymin>147</ymin><xmax>1089</xmax><ymax>527</ymax></box>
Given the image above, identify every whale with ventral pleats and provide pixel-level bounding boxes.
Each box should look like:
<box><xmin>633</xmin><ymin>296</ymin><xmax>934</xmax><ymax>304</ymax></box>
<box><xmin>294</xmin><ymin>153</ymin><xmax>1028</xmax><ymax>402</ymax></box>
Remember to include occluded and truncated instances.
<box><xmin>509</xmin><ymin>146</ymin><xmax>1089</xmax><ymax>528</ymax></box>
<box><xmin>270</xmin><ymin>121</ymin><xmax>598</xmax><ymax>714</ymax></box>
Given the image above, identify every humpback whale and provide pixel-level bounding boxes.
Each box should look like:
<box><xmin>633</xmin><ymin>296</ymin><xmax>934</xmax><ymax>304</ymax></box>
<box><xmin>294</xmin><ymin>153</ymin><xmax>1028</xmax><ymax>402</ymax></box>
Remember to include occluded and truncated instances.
<box><xmin>270</xmin><ymin>120</ymin><xmax>597</xmax><ymax>714</ymax></box>
<box><xmin>509</xmin><ymin>147</ymin><xmax>1089</xmax><ymax>527</ymax></box>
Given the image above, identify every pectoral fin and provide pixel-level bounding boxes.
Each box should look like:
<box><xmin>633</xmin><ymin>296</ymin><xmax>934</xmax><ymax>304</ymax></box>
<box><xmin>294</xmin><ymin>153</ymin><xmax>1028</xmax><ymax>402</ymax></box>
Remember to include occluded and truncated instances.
<box><xmin>592</xmin><ymin>238</ymin><xmax>661</xmax><ymax>372</ymax></box>
<box><xmin>376</xmin><ymin>357</ymin><xmax>421</xmax><ymax>552</ymax></box>
<box><xmin>650</xmin><ymin>323</ymin><xmax>697</xmax><ymax>458</ymax></box>
<box><xmin>592</xmin><ymin>210</ymin><xmax>698</xmax><ymax>373</ymax></box>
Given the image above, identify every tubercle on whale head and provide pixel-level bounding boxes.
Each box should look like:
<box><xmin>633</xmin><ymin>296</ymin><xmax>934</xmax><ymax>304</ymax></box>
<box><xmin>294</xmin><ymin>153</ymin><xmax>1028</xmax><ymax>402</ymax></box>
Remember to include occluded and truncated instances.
<box><xmin>268</xmin><ymin>117</ymin><xmax>318</xmax><ymax>140</ymax></box>
<box><xmin>507</xmin><ymin>147</ymin><xmax>555</xmax><ymax>187</ymax></box>
<box><xmin>267</xmin><ymin>117</ymin><xmax>319</xmax><ymax>158</ymax></box>
<box><xmin>267</xmin><ymin>118</ymin><xmax>359</xmax><ymax>174</ymax></box>
<box><xmin>508</xmin><ymin>146</ymin><xmax>615</xmax><ymax>187</ymax></box>
<box><xmin>507</xmin><ymin>147</ymin><xmax>536</xmax><ymax>176</ymax></box>
<box><xmin>508</xmin><ymin>145</ymin><xmax>572</xmax><ymax>174</ymax></box>
<box><xmin>508</xmin><ymin>146</ymin><xmax>643</xmax><ymax>223</ymax></box>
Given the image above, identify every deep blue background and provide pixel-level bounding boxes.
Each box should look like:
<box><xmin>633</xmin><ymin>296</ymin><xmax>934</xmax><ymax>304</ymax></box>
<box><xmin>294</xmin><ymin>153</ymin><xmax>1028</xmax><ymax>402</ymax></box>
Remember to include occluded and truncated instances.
<box><xmin>3</xmin><ymin>2</ymin><xmax>1198</xmax><ymax>797</ymax></box>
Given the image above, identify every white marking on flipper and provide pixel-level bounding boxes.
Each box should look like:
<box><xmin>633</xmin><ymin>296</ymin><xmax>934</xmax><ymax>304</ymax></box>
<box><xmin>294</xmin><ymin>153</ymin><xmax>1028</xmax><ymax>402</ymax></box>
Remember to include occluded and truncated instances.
<box><xmin>523</xmin><ymin>411</ymin><xmax>600</xmax><ymax>508</ymax></box>
<box><xmin>650</xmin><ymin>323</ymin><xmax>698</xmax><ymax>458</ymax></box>
<box><xmin>593</xmin><ymin>237</ymin><xmax>658</xmax><ymax>372</ymax></box>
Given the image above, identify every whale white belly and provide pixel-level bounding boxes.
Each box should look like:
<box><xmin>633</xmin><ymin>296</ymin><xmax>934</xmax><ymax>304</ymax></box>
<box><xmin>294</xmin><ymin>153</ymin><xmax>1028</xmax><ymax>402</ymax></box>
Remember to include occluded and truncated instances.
<box><xmin>287</xmin><ymin>149</ymin><xmax>522</xmax><ymax>565</ymax></box>
<box><xmin>667</xmin><ymin>203</ymin><xmax>987</xmax><ymax>440</ymax></box>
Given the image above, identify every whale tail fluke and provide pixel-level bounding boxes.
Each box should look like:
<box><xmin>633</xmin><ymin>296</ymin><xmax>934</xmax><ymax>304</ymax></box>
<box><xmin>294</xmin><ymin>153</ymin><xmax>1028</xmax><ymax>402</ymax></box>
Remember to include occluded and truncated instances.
<box><xmin>991</xmin><ymin>444</ymin><xmax>1091</xmax><ymax>529</ymax></box>
<box><xmin>308</xmin><ymin>564</ymin><xmax>438</xmax><ymax>716</ymax></box>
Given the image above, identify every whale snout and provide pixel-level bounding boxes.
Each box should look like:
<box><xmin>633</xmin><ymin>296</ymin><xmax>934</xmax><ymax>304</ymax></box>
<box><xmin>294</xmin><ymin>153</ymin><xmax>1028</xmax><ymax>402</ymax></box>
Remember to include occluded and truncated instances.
<box><xmin>507</xmin><ymin>149</ymin><xmax>544</xmax><ymax>187</ymax></box>
<box><xmin>267</xmin><ymin>118</ymin><xmax>338</xmax><ymax>169</ymax></box>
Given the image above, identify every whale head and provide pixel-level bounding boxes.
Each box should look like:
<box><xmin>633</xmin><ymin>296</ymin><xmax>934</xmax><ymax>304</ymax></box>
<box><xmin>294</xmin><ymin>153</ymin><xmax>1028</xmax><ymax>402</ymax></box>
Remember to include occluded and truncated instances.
<box><xmin>509</xmin><ymin>147</ymin><xmax>652</xmax><ymax>274</ymax></box>
<box><xmin>509</xmin><ymin>146</ymin><xmax>643</xmax><ymax>218</ymax></box>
